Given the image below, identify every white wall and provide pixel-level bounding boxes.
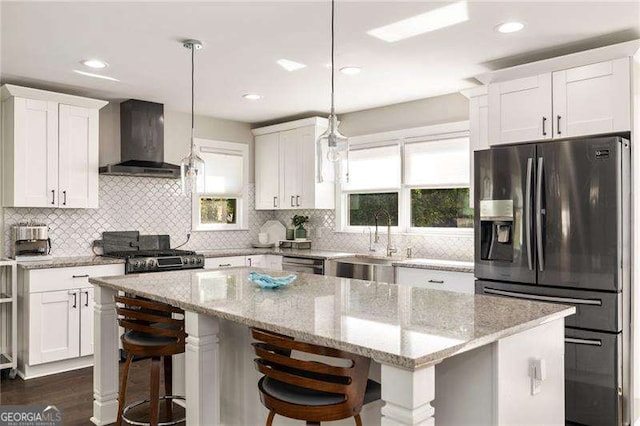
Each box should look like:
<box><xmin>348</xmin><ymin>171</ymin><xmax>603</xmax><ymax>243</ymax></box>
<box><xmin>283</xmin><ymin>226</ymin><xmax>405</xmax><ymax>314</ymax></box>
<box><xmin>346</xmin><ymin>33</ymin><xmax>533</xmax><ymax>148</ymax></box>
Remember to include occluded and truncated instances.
<box><xmin>338</xmin><ymin>93</ymin><xmax>469</xmax><ymax>136</ymax></box>
<box><xmin>99</xmin><ymin>104</ymin><xmax>255</xmax><ymax>182</ymax></box>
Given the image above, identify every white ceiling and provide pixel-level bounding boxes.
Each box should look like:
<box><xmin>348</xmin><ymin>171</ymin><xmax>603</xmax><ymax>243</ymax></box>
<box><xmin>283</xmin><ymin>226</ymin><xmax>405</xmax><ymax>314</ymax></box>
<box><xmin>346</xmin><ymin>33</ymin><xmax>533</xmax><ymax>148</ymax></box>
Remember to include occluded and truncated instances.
<box><xmin>2</xmin><ymin>1</ymin><xmax>639</xmax><ymax>124</ymax></box>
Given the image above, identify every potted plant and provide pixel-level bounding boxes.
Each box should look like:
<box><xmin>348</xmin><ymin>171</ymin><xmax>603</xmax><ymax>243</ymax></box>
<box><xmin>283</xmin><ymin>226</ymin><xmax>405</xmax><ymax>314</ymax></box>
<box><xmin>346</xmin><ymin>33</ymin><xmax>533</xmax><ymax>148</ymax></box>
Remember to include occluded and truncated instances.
<box><xmin>292</xmin><ymin>215</ymin><xmax>310</xmax><ymax>240</ymax></box>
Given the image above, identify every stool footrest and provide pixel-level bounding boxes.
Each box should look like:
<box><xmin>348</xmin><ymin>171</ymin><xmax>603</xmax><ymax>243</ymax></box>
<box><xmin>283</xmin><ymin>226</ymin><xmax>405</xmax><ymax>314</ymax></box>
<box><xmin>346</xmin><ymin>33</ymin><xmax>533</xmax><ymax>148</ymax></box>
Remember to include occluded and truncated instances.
<box><xmin>122</xmin><ymin>395</ymin><xmax>186</xmax><ymax>426</ymax></box>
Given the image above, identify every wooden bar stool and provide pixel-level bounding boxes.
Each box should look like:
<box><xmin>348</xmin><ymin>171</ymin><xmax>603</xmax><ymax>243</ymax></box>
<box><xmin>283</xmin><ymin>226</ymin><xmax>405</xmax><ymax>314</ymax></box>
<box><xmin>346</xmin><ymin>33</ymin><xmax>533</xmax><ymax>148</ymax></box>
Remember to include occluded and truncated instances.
<box><xmin>115</xmin><ymin>296</ymin><xmax>187</xmax><ymax>426</ymax></box>
<box><xmin>251</xmin><ymin>328</ymin><xmax>381</xmax><ymax>426</ymax></box>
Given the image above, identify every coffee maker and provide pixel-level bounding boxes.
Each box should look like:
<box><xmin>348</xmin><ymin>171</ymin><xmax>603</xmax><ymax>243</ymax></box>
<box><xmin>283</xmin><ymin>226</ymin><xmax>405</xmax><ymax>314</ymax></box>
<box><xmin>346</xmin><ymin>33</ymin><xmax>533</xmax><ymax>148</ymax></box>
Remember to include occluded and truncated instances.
<box><xmin>11</xmin><ymin>222</ymin><xmax>52</xmax><ymax>261</ymax></box>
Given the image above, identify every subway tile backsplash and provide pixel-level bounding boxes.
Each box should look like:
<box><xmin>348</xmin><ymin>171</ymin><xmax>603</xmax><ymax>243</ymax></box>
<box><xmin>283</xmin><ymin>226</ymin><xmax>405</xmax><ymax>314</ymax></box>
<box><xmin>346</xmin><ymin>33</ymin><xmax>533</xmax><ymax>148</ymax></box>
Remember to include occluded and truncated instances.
<box><xmin>4</xmin><ymin>175</ymin><xmax>473</xmax><ymax>261</ymax></box>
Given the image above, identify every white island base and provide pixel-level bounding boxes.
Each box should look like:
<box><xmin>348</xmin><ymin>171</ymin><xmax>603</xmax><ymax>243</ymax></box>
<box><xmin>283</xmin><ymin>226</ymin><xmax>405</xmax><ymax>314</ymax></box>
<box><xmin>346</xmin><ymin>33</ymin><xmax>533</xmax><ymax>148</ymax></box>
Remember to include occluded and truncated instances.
<box><xmin>91</xmin><ymin>285</ymin><xmax>565</xmax><ymax>426</ymax></box>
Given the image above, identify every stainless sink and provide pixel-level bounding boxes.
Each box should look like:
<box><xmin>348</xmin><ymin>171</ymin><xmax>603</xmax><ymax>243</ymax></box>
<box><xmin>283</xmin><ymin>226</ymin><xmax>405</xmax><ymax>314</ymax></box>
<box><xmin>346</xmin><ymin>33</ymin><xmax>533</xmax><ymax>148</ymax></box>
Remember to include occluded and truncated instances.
<box><xmin>326</xmin><ymin>256</ymin><xmax>396</xmax><ymax>283</ymax></box>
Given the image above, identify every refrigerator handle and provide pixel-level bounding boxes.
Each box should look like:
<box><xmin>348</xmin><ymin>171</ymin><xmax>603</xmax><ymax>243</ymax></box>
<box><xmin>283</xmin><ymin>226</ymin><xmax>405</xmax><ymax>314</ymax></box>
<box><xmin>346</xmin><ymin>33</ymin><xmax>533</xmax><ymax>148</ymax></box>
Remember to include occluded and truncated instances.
<box><xmin>536</xmin><ymin>157</ymin><xmax>545</xmax><ymax>271</ymax></box>
<box><xmin>525</xmin><ymin>158</ymin><xmax>534</xmax><ymax>270</ymax></box>
<box><xmin>565</xmin><ymin>337</ymin><xmax>602</xmax><ymax>347</ymax></box>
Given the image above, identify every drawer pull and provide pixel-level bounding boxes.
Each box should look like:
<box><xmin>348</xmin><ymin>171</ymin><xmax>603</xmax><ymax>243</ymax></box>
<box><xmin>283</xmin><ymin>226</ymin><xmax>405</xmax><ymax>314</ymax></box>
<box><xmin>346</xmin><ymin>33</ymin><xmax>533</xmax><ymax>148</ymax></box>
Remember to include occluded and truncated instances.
<box><xmin>219</xmin><ymin>263</ymin><xmax>232</xmax><ymax>267</ymax></box>
<box><xmin>428</xmin><ymin>280</ymin><xmax>445</xmax><ymax>284</ymax></box>
<box><xmin>72</xmin><ymin>274</ymin><xmax>90</xmax><ymax>278</ymax></box>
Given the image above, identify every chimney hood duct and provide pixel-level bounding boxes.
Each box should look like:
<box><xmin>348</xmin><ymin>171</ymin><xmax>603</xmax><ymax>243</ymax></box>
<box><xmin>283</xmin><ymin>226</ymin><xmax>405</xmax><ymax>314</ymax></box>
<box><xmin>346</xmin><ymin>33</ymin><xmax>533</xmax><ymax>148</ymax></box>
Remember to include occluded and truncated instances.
<box><xmin>99</xmin><ymin>99</ymin><xmax>181</xmax><ymax>178</ymax></box>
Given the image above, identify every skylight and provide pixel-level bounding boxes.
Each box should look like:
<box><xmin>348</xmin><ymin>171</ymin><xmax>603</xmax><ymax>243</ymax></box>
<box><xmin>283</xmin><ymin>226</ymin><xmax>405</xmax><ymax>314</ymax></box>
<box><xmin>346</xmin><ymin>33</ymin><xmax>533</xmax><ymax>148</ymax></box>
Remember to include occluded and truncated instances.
<box><xmin>367</xmin><ymin>1</ymin><xmax>469</xmax><ymax>43</ymax></box>
<box><xmin>276</xmin><ymin>59</ymin><xmax>307</xmax><ymax>72</ymax></box>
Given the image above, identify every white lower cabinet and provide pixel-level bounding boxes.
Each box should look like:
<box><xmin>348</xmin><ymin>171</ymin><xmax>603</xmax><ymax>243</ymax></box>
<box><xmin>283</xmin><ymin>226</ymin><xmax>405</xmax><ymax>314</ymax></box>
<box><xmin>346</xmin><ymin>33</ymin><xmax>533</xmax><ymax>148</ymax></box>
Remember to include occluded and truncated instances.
<box><xmin>18</xmin><ymin>263</ymin><xmax>124</xmax><ymax>378</ymax></box>
<box><xmin>204</xmin><ymin>255</ymin><xmax>283</xmax><ymax>270</ymax></box>
<box><xmin>395</xmin><ymin>267</ymin><xmax>475</xmax><ymax>294</ymax></box>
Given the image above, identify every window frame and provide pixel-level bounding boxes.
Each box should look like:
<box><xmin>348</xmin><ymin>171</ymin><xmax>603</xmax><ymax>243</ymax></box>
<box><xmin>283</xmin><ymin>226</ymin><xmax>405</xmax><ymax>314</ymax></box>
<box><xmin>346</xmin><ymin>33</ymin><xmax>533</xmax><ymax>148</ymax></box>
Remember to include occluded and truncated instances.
<box><xmin>336</xmin><ymin>121</ymin><xmax>473</xmax><ymax>236</ymax></box>
<box><xmin>191</xmin><ymin>138</ymin><xmax>249</xmax><ymax>232</ymax></box>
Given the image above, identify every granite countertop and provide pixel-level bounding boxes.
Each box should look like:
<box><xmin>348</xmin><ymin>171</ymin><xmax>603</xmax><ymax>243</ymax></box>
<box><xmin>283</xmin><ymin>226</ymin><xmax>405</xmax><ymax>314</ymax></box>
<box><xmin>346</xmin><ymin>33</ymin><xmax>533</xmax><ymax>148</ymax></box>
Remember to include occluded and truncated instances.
<box><xmin>17</xmin><ymin>255</ymin><xmax>125</xmax><ymax>270</ymax></box>
<box><xmin>392</xmin><ymin>258</ymin><xmax>474</xmax><ymax>273</ymax></box>
<box><xmin>17</xmin><ymin>248</ymin><xmax>473</xmax><ymax>273</ymax></box>
<box><xmin>90</xmin><ymin>267</ymin><xmax>574</xmax><ymax>370</ymax></box>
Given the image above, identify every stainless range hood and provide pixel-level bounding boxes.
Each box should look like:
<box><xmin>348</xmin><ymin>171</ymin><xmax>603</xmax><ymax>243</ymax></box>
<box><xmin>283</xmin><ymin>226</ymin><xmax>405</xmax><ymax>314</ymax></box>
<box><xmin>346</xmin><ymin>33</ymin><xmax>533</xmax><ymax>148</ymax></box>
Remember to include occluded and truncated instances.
<box><xmin>99</xmin><ymin>99</ymin><xmax>181</xmax><ymax>178</ymax></box>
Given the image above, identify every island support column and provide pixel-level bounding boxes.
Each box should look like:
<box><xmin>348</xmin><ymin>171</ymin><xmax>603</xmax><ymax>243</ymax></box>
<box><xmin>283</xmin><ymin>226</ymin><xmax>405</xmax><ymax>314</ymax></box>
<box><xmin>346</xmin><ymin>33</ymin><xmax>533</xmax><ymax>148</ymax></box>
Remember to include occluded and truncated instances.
<box><xmin>91</xmin><ymin>286</ymin><xmax>119</xmax><ymax>426</ymax></box>
<box><xmin>184</xmin><ymin>311</ymin><xmax>220</xmax><ymax>425</ymax></box>
<box><xmin>380</xmin><ymin>363</ymin><xmax>437</xmax><ymax>426</ymax></box>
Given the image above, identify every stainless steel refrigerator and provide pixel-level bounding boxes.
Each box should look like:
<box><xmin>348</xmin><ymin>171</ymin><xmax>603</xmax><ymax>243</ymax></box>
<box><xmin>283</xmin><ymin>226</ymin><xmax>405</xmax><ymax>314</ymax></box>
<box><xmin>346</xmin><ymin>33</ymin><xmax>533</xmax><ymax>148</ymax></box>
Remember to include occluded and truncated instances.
<box><xmin>474</xmin><ymin>136</ymin><xmax>631</xmax><ymax>426</ymax></box>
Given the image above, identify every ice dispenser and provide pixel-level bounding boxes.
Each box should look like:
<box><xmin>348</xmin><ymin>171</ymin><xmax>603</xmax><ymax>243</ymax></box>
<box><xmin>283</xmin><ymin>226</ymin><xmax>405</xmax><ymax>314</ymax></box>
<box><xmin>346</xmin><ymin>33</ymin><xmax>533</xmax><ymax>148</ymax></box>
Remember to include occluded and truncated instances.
<box><xmin>479</xmin><ymin>200</ymin><xmax>514</xmax><ymax>262</ymax></box>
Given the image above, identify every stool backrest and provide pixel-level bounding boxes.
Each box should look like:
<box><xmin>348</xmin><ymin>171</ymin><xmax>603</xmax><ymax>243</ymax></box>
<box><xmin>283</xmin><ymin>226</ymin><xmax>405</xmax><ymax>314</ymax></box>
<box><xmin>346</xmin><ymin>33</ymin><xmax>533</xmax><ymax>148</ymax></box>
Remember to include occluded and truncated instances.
<box><xmin>251</xmin><ymin>328</ymin><xmax>371</xmax><ymax>418</ymax></box>
<box><xmin>115</xmin><ymin>296</ymin><xmax>186</xmax><ymax>343</ymax></box>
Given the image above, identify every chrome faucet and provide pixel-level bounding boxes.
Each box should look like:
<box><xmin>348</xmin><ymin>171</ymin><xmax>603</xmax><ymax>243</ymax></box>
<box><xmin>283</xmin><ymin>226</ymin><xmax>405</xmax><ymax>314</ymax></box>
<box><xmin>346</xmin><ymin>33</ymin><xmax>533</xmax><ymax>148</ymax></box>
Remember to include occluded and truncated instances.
<box><xmin>363</xmin><ymin>227</ymin><xmax>376</xmax><ymax>252</ymax></box>
<box><xmin>374</xmin><ymin>209</ymin><xmax>397</xmax><ymax>257</ymax></box>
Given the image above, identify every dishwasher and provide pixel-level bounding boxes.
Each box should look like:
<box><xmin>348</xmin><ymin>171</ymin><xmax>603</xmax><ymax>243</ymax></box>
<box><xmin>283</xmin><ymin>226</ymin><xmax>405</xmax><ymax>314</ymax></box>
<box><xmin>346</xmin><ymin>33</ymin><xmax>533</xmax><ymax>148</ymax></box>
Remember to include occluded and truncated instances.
<box><xmin>281</xmin><ymin>256</ymin><xmax>325</xmax><ymax>275</ymax></box>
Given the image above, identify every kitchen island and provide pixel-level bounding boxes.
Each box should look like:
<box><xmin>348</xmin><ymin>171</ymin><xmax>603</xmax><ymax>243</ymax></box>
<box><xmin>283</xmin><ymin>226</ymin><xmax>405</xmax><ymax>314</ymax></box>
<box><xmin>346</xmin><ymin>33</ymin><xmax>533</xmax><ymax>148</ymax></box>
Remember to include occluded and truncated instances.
<box><xmin>89</xmin><ymin>267</ymin><xmax>574</xmax><ymax>425</ymax></box>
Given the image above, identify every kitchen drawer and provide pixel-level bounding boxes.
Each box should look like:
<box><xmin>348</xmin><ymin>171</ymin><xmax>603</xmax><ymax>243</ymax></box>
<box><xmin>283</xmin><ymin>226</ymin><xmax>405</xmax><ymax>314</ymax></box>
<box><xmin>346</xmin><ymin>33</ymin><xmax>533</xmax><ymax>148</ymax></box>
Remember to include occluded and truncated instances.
<box><xmin>27</xmin><ymin>264</ymin><xmax>125</xmax><ymax>293</ymax></box>
<box><xmin>396</xmin><ymin>267</ymin><xmax>474</xmax><ymax>294</ymax></box>
<box><xmin>204</xmin><ymin>256</ymin><xmax>246</xmax><ymax>269</ymax></box>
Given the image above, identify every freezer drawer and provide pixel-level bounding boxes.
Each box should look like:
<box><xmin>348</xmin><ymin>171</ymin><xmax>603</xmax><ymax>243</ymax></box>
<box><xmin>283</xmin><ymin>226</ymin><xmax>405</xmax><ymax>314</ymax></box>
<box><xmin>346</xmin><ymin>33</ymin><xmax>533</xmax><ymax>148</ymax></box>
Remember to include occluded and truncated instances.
<box><xmin>565</xmin><ymin>328</ymin><xmax>621</xmax><ymax>426</ymax></box>
<box><xmin>475</xmin><ymin>280</ymin><xmax>621</xmax><ymax>333</ymax></box>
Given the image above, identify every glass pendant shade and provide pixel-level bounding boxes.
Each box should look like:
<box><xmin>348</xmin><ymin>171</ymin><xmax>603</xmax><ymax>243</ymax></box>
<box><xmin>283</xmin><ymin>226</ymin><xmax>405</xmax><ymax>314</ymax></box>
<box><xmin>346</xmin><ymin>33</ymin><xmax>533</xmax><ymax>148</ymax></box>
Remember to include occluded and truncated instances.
<box><xmin>181</xmin><ymin>137</ymin><xmax>205</xmax><ymax>194</ymax></box>
<box><xmin>316</xmin><ymin>114</ymin><xmax>349</xmax><ymax>183</ymax></box>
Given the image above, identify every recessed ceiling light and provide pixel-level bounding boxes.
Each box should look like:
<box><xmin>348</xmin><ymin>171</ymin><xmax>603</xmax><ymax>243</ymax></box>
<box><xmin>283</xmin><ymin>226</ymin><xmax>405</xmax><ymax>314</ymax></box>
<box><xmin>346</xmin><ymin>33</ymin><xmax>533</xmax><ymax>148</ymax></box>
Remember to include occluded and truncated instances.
<box><xmin>243</xmin><ymin>93</ymin><xmax>262</xmax><ymax>100</ymax></box>
<box><xmin>367</xmin><ymin>1</ymin><xmax>468</xmax><ymax>43</ymax></box>
<box><xmin>73</xmin><ymin>70</ymin><xmax>120</xmax><ymax>82</ymax></box>
<box><xmin>81</xmin><ymin>59</ymin><xmax>108</xmax><ymax>69</ymax></box>
<box><xmin>496</xmin><ymin>21</ymin><xmax>525</xmax><ymax>33</ymax></box>
<box><xmin>276</xmin><ymin>59</ymin><xmax>307</xmax><ymax>72</ymax></box>
<box><xmin>340</xmin><ymin>67</ymin><xmax>361</xmax><ymax>75</ymax></box>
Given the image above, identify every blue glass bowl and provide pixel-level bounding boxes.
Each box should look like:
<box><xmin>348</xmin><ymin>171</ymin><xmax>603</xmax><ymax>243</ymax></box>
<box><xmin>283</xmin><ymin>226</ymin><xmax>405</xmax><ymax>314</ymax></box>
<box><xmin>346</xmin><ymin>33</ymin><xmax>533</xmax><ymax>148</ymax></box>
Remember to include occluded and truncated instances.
<box><xmin>249</xmin><ymin>272</ymin><xmax>297</xmax><ymax>289</ymax></box>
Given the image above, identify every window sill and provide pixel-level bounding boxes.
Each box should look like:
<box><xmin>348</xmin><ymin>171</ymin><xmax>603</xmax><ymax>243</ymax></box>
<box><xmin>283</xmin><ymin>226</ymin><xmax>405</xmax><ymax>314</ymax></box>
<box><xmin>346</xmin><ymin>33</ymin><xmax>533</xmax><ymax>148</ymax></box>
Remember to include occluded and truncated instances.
<box><xmin>335</xmin><ymin>228</ymin><xmax>473</xmax><ymax>237</ymax></box>
<box><xmin>191</xmin><ymin>226</ymin><xmax>249</xmax><ymax>232</ymax></box>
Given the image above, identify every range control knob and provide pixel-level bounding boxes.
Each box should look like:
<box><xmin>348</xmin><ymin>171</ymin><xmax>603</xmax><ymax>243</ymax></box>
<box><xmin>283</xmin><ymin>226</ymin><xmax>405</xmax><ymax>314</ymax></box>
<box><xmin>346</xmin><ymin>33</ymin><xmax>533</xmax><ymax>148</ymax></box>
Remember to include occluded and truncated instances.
<box><xmin>133</xmin><ymin>261</ymin><xmax>140</xmax><ymax>268</ymax></box>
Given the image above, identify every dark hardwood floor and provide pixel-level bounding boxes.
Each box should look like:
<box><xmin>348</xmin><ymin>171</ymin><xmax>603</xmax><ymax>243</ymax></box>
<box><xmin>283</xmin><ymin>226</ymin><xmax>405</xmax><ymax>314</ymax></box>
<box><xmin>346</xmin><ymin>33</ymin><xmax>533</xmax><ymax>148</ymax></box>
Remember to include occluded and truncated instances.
<box><xmin>0</xmin><ymin>359</ymin><xmax>184</xmax><ymax>426</ymax></box>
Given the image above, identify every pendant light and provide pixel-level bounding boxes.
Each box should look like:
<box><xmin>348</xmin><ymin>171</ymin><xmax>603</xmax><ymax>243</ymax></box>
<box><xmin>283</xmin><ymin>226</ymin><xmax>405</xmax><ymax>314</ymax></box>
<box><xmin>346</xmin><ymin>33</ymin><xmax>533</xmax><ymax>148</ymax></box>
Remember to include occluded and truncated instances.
<box><xmin>180</xmin><ymin>39</ymin><xmax>205</xmax><ymax>195</ymax></box>
<box><xmin>316</xmin><ymin>0</ymin><xmax>349</xmax><ymax>184</ymax></box>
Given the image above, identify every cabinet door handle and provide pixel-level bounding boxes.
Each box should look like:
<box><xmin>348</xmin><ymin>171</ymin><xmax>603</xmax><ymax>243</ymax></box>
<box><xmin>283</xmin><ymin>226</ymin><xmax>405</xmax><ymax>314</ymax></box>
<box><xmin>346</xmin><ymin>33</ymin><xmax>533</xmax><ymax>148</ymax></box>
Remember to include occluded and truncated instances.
<box><xmin>542</xmin><ymin>116</ymin><xmax>547</xmax><ymax>136</ymax></box>
<box><xmin>72</xmin><ymin>274</ymin><xmax>89</xmax><ymax>278</ymax></box>
<box><xmin>84</xmin><ymin>291</ymin><xmax>89</xmax><ymax>307</ymax></box>
<box><xmin>557</xmin><ymin>115</ymin><xmax>562</xmax><ymax>135</ymax></box>
<box><xmin>69</xmin><ymin>291</ymin><xmax>77</xmax><ymax>308</ymax></box>
<box><xmin>290</xmin><ymin>196</ymin><xmax>295</xmax><ymax>207</ymax></box>
<box><xmin>273</xmin><ymin>196</ymin><xmax>278</xmax><ymax>208</ymax></box>
<box><xmin>296</xmin><ymin>195</ymin><xmax>300</xmax><ymax>207</ymax></box>
<box><xmin>428</xmin><ymin>280</ymin><xmax>445</xmax><ymax>284</ymax></box>
<box><xmin>51</xmin><ymin>190</ymin><xmax>55</xmax><ymax>205</ymax></box>
<box><xmin>248</xmin><ymin>258</ymin><xmax>252</xmax><ymax>267</ymax></box>
<box><xmin>62</xmin><ymin>190</ymin><xmax>67</xmax><ymax>206</ymax></box>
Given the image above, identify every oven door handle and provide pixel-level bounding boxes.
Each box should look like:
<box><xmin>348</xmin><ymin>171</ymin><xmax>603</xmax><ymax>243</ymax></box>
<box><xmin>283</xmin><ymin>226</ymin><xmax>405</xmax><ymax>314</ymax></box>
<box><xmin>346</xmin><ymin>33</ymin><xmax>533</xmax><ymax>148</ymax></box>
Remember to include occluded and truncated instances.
<box><xmin>565</xmin><ymin>337</ymin><xmax>602</xmax><ymax>347</ymax></box>
<box><xmin>483</xmin><ymin>287</ymin><xmax>602</xmax><ymax>306</ymax></box>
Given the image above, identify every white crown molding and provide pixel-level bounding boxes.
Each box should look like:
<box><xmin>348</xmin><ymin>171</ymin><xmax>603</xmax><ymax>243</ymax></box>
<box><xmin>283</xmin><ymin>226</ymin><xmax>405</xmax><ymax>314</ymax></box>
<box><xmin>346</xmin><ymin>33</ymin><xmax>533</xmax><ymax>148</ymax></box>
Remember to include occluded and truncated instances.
<box><xmin>1</xmin><ymin>84</ymin><xmax>108</xmax><ymax>109</ymax></box>
<box><xmin>475</xmin><ymin>39</ymin><xmax>640</xmax><ymax>85</ymax></box>
<box><xmin>251</xmin><ymin>116</ymin><xmax>329</xmax><ymax>136</ymax></box>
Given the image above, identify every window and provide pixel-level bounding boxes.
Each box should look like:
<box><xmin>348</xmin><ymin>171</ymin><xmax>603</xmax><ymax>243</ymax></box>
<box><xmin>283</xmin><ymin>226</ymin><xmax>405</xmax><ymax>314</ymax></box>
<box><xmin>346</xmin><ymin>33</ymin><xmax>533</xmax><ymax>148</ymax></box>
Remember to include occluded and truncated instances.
<box><xmin>405</xmin><ymin>137</ymin><xmax>472</xmax><ymax>231</ymax></box>
<box><xmin>338</xmin><ymin>122</ymin><xmax>472</xmax><ymax>234</ymax></box>
<box><xmin>342</xmin><ymin>143</ymin><xmax>401</xmax><ymax>228</ymax></box>
<box><xmin>192</xmin><ymin>139</ymin><xmax>249</xmax><ymax>231</ymax></box>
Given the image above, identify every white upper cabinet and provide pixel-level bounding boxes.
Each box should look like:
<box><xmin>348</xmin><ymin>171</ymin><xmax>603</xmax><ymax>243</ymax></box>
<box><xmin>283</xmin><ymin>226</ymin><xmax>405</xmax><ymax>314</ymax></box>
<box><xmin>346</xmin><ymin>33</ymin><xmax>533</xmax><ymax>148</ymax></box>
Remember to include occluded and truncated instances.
<box><xmin>254</xmin><ymin>132</ymin><xmax>280</xmax><ymax>209</ymax></box>
<box><xmin>1</xmin><ymin>85</ymin><xmax>107</xmax><ymax>208</ymax></box>
<box><xmin>253</xmin><ymin>117</ymin><xmax>334</xmax><ymax>211</ymax></box>
<box><xmin>486</xmin><ymin>57</ymin><xmax>632</xmax><ymax>146</ymax></box>
<box><xmin>58</xmin><ymin>105</ymin><xmax>99</xmax><ymax>208</ymax></box>
<box><xmin>489</xmin><ymin>73</ymin><xmax>553</xmax><ymax>145</ymax></box>
<box><xmin>552</xmin><ymin>58</ymin><xmax>630</xmax><ymax>138</ymax></box>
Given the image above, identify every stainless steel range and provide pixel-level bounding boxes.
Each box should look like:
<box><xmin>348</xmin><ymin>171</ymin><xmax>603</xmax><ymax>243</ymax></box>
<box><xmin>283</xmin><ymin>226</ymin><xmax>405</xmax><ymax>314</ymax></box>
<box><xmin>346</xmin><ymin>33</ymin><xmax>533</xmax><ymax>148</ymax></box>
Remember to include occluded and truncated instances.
<box><xmin>101</xmin><ymin>231</ymin><xmax>204</xmax><ymax>274</ymax></box>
